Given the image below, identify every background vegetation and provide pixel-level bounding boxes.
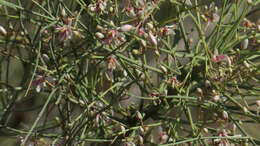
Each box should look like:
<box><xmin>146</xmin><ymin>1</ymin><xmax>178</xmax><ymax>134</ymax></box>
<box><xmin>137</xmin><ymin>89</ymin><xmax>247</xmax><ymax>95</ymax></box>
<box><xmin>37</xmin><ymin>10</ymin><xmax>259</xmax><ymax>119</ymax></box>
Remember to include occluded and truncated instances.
<box><xmin>0</xmin><ymin>0</ymin><xmax>259</xmax><ymax>145</ymax></box>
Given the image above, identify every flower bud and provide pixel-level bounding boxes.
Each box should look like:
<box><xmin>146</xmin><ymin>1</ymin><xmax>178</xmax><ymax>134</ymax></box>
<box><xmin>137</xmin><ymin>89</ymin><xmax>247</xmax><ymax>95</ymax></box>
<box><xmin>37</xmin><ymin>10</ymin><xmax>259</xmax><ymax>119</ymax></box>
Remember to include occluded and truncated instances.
<box><xmin>95</xmin><ymin>32</ymin><xmax>105</xmax><ymax>39</ymax></box>
<box><xmin>212</xmin><ymin>90</ymin><xmax>217</xmax><ymax>95</ymax></box>
<box><xmin>155</xmin><ymin>49</ymin><xmax>160</xmax><ymax>56</ymax></box>
<box><xmin>138</xmin><ymin>135</ymin><xmax>144</xmax><ymax>145</ymax></box>
<box><xmin>42</xmin><ymin>54</ymin><xmax>50</xmax><ymax>63</ymax></box>
<box><xmin>120</xmin><ymin>24</ymin><xmax>134</xmax><ymax>32</ymax></box>
<box><xmin>247</xmin><ymin>0</ymin><xmax>253</xmax><ymax>4</ymax></box>
<box><xmin>147</xmin><ymin>22</ymin><xmax>154</xmax><ymax>30</ymax></box>
<box><xmin>148</xmin><ymin>32</ymin><xmax>157</xmax><ymax>46</ymax></box>
<box><xmin>73</xmin><ymin>31</ymin><xmax>83</xmax><ymax>38</ymax></box>
<box><xmin>255</xmin><ymin>100</ymin><xmax>260</xmax><ymax>107</ymax></box>
<box><xmin>140</xmin><ymin>39</ymin><xmax>147</xmax><ymax>47</ymax></box>
<box><xmin>160</xmin><ymin>65</ymin><xmax>167</xmax><ymax>74</ymax></box>
<box><xmin>136</xmin><ymin>111</ymin><xmax>143</xmax><ymax>120</ymax></box>
<box><xmin>196</xmin><ymin>88</ymin><xmax>203</xmax><ymax>96</ymax></box>
<box><xmin>212</xmin><ymin>95</ymin><xmax>220</xmax><ymax>102</ymax></box>
<box><xmin>203</xmin><ymin>128</ymin><xmax>208</xmax><ymax>133</ymax></box>
<box><xmin>123</xmin><ymin>142</ymin><xmax>136</xmax><ymax>146</ymax></box>
<box><xmin>120</xmin><ymin>125</ymin><xmax>126</xmax><ymax>135</ymax></box>
<box><xmin>241</xmin><ymin>38</ymin><xmax>248</xmax><ymax>49</ymax></box>
<box><xmin>61</xmin><ymin>8</ymin><xmax>66</xmax><ymax>17</ymax></box>
<box><xmin>243</xmin><ymin>107</ymin><xmax>249</xmax><ymax>113</ymax></box>
<box><xmin>232</xmin><ymin>124</ymin><xmax>237</xmax><ymax>134</ymax></box>
<box><xmin>0</xmin><ymin>25</ymin><xmax>7</xmax><ymax>36</ymax></box>
<box><xmin>96</xmin><ymin>25</ymin><xmax>104</xmax><ymax>31</ymax></box>
<box><xmin>139</xmin><ymin>127</ymin><xmax>145</xmax><ymax>135</ymax></box>
<box><xmin>205</xmin><ymin>80</ymin><xmax>211</xmax><ymax>88</ymax></box>
<box><xmin>243</xmin><ymin>61</ymin><xmax>250</xmax><ymax>68</ymax></box>
<box><xmin>222</xmin><ymin>111</ymin><xmax>228</xmax><ymax>120</ymax></box>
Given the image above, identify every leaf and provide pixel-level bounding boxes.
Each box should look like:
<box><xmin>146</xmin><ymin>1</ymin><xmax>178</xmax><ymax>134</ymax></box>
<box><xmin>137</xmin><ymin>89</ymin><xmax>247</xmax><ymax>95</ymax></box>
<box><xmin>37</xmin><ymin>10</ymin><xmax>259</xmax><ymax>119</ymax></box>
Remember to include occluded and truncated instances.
<box><xmin>0</xmin><ymin>0</ymin><xmax>24</xmax><ymax>10</ymax></box>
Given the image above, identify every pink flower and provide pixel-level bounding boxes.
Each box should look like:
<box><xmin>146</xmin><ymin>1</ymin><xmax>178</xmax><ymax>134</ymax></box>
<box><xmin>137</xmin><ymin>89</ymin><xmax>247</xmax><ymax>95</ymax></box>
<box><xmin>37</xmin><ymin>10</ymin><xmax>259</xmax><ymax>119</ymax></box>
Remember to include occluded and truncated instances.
<box><xmin>214</xmin><ymin>130</ymin><xmax>231</xmax><ymax>146</ymax></box>
<box><xmin>160</xmin><ymin>25</ymin><xmax>176</xmax><ymax>36</ymax></box>
<box><xmin>88</xmin><ymin>0</ymin><xmax>107</xmax><ymax>13</ymax></box>
<box><xmin>102</xmin><ymin>29</ymin><xmax>126</xmax><ymax>45</ymax></box>
<box><xmin>56</xmin><ymin>18</ymin><xmax>73</xmax><ymax>41</ymax></box>
<box><xmin>103</xmin><ymin>29</ymin><xmax>118</xmax><ymax>44</ymax></box>
<box><xmin>32</xmin><ymin>75</ymin><xmax>57</xmax><ymax>92</ymax></box>
<box><xmin>56</xmin><ymin>25</ymin><xmax>73</xmax><ymax>41</ymax></box>
<box><xmin>32</xmin><ymin>75</ymin><xmax>46</xmax><ymax>92</ymax></box>
<box><xmin>107</xmin><ymin>55</ymin><xmax>118</xmax><ymax>71</ymax></box>
<box><xmin>159</xmin><ymin>131</ymin><xmax>168</xmax><ymax>144</ymax></box>
<box><xmin>125</xmin><ymin>6</ymin><xmax>136</xmax><ymax>17</ymax></box>
<box><xmin>137</xmin><ymin>27</ymin><xmax>145</xmax><ymax>36</ymax></box>
<box><xmin>168</xmin><ymin>77</ymin><xmax>180</xmax><ymax>88</ymax></box>
<box><xmin>212</xmin><ymin>55</ymin><xmax>231</xmax><ymax>65</ymax></box>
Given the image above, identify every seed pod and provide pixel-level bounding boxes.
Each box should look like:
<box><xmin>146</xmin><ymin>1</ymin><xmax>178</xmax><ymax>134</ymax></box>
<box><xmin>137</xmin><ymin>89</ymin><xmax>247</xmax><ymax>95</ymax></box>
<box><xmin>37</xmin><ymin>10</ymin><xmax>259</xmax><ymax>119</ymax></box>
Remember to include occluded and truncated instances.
<box><xmin>132</xmin><ymin>49</ymin><xmax>141</xmax><ymax>55</ymax></box>
<box><xmin>109</xmin><ymin>7</ymin><xmax>114</xmax><ymax>13</ymax></box>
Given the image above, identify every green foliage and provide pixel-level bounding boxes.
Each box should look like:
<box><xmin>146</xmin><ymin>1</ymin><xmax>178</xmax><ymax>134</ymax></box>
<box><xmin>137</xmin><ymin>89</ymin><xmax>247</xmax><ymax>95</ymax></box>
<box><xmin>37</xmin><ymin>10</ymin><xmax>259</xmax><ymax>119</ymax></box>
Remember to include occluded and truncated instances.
<box><xmin>0</xmin><ymin>0</ymin><xmax>259</xmax><ymax>145</ymax></box>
